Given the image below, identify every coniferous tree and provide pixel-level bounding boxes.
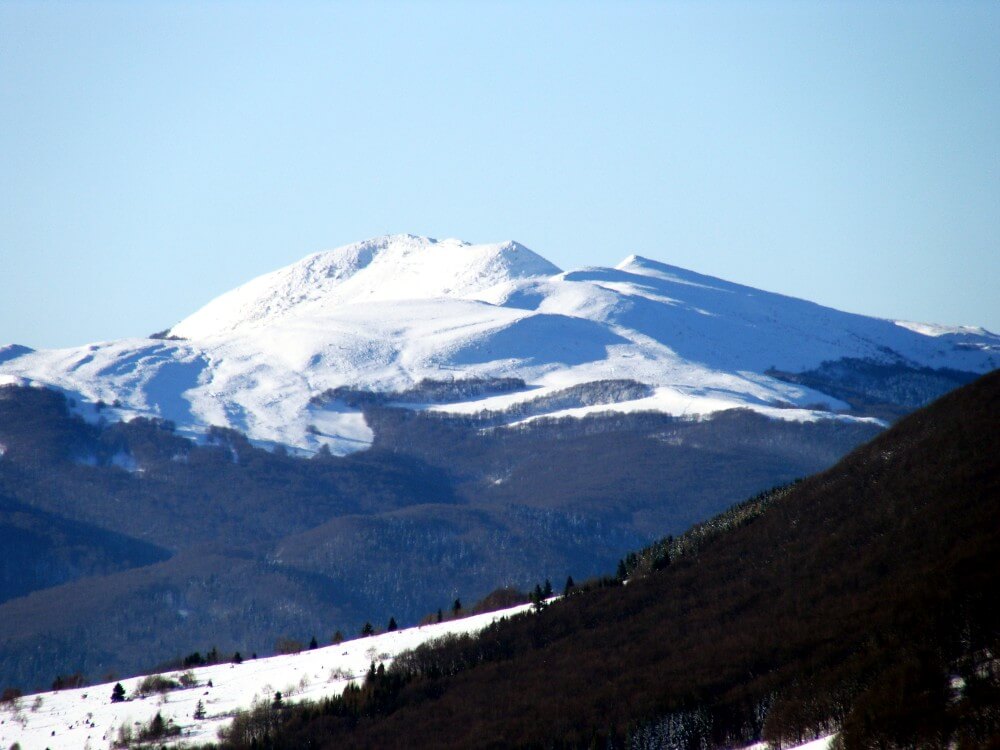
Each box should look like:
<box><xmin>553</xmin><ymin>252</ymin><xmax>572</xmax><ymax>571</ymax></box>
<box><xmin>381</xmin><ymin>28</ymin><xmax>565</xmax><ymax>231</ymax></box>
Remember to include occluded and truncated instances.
<box><xmin>193</xmin><ymin>699</ymin><xmax>206</xmax><ymax>720</ymax></box>
<box><xmin>652</xmin><ymin>535</ymin><xmax>674</xmax><ymax>571</ymax></box>
<box><xmin>531</xmin><ymin>583</ymin><xmax>547</xmax><ymax>610</ymax></box>
<box><xmin>387</xmin><ymin>617</ymin><xmax>398</xmax><ymax>632</ymax></box>
<box><xmin>332</xmin><ymin>630</ymin><xmax>344</xmax><ymax>645</ymax></box>
<box><xmin>437</xmin><ymin>608</ymin><xmax>443</xmax><ymax>623</ymax></box>
<box><xmin>150</xmin><ymin>712</ymin><xmax>165</xmax><ymax>737</ymax></box>
<box><xmin>362</xmin><ymin>621</ymin><xmax>375</xmax><ymax>637</ymax></box>
<box><xmin>564</xmin><ymin>575</ymin><xmax>575</xmax><ymax>596</ymax></box>
<box><xmin>452</xmin><ymin>598</ymin><xmax>462</xmax><ymax>616</ymax></box>
<box><xmin>543</xmin><ymin>579</ymin><xmax>553</xmax><ymax>598</ymax></box>
<box><xmin>232</xmin><ymin>651</ymin><xmax>243</xmax><ymax>664</ymax></box>
<box><xmin>111</xmin><ymin>682</ymin><xmax>126</xmax><ymax>703</ymax></box>
<box><xmin>309</xmin><ymin>636</ymin><xmax>318</xmax><ymax>650</ymax></box>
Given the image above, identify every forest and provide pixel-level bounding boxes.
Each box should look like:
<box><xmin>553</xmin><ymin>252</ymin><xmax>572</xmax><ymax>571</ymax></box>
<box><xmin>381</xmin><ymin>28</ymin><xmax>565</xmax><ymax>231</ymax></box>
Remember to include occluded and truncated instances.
<box><xmin>0</xmin><ymin>379</ymin><xmax>877</xmax><ymax>690</ymax></box>
<box><xmin>210</xmin><ymin>371</ymin><xmax>1000</xmax><ymax>749</ymax></box>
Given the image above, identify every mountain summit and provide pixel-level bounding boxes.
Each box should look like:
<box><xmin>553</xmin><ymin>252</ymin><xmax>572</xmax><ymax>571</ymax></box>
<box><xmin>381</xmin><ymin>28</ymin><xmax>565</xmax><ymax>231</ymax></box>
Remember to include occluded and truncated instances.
<box><xmin>1</xmin><ymin>235</ymin><xmax>996</xmax><ymax>453</ymax></box>
<box><xmin>171</xmin><ymin>235</ymin><xmax>562</xmax><ymax>338</ymax></box>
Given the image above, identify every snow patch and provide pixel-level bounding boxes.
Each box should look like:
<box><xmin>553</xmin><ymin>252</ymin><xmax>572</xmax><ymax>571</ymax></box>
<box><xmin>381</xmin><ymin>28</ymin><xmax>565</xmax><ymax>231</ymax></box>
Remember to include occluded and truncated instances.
<box><xmin>738</xmin><ymin>735</ymin><xmax>835</xmax><ymax>750</ymax></box>
<box><xmin>895</xmin><ymin>320</ymin><xmax>990</xmax><ymax>337</ymax></box>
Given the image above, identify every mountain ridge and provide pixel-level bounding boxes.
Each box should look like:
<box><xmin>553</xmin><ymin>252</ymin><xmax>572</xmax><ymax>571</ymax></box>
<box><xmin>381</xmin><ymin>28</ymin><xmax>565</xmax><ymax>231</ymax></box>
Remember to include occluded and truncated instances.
<box><xmin>0</xmin><ymin>235</ymin><xmax>996</xmax><ymax>455</ymax></box>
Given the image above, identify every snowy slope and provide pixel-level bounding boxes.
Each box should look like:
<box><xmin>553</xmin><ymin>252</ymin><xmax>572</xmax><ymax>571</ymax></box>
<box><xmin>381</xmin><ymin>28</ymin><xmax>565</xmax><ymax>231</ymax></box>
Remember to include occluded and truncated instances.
<box><xmin>0</xmin><ymin>598</ymin><xmax>837</xmax><ymax>750</ymax></box>
<box><xmin>170</xmin><ymin>235</ymin><xmax>560</xmax><ymax>338</ymax></box>
<box><xmin>1</xmin><ymin>235</ymin><xmax>996</xmax><ymax>454</ymax></box>
<box><xmin>0</xmin><ymin>602</ymin><xmax>536</xmax><ymax>750</ymax></box>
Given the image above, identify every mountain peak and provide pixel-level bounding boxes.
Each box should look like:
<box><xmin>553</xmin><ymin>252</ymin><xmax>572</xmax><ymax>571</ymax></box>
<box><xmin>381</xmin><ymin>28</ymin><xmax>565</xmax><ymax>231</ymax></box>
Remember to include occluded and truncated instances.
<box><xmin>170</xmin><ymin>235</ymin><xmax>561</xmax><ymax>339</ymax></box>
<box><xmin>615</xmin><ymin>253</ymin><xmax>729</xmax><ymax>286</ymax></box>
<box><xmin>2</xmin><ymin>235</ymin><xmax>995</xmax><ymax>456</ymax></box>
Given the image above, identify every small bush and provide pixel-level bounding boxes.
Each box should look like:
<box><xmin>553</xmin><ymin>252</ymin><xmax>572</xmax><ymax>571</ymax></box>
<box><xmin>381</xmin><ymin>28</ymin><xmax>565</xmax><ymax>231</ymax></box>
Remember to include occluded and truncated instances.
<box><xmin>113</xmin><ymin>723</ymin><xmax>132</xmax><ymax>749</ymax></box>
<box><xmin>137</xmin><ymin>674</ymin><xmax>180</xmax><ymax>696</ymax></box>
<box><xmin>178</xmin><ymin>670</ymin><xmax>198</xmax><ymax>687</ymax></box>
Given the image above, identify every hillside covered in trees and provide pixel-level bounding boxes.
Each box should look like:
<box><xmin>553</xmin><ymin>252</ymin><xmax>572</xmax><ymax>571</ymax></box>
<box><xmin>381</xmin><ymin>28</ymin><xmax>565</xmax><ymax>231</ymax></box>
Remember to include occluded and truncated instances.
<box><xmin>211</xmin><ymin>370</ymin><xmax>1000</xmax><ymax>749</ymax></box>
<box><xmin>0</xmin><ymin>381</ymin><xmax>878</xmax><ymax>691</ymax></box>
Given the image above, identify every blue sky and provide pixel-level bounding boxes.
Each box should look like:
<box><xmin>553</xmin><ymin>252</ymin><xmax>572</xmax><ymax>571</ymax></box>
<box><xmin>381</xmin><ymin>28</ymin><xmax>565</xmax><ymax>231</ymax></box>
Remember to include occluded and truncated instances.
<box><xmin>2</xmin><ymin>1</ymin><xmax>998</xmax><ymax>349</ymax></box>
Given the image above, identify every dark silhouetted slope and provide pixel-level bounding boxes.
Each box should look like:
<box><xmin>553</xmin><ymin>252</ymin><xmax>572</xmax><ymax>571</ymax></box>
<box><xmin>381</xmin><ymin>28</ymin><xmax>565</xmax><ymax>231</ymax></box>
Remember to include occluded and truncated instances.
<box><xmin>234</xmin><ymin>371</ymin><xmax>998</xmax><ymax>749</ymax></box>
<box><xmin>0</xmin><ymin>494</ymin><xmax>170</xmax><ymax>605</ymax></box>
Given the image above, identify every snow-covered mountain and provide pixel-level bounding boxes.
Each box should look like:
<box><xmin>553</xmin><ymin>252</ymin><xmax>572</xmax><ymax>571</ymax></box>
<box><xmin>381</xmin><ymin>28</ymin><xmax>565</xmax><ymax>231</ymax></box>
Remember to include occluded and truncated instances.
<box><xmin>1</xmin><ymin>234</ymin><xmax>996</xmax><ymax>454</ymax></box>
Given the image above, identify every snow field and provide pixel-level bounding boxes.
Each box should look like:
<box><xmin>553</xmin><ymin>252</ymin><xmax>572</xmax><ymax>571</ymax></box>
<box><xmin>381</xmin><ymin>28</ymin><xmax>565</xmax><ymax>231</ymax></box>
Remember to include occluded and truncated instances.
<box><xmin>0</xmin><ymin>234</ymin><xmax>995</xmax><ymax>456</ymax></box>
<box><xmin>0</xmin><ymin>602</ymin><xmax>535</xmax><ymax>750</ymax></box>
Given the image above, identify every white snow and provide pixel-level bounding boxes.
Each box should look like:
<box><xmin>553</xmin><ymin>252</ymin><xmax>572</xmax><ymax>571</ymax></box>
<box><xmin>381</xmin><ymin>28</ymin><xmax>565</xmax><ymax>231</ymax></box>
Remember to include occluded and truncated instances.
<box><xmin>1</xmin><ymin>235</ymin><xmax>996</xmax><ymax>455</ymax></box>
<box><xmin>498</xmin><ymin>386</ymin><xmax>883</xmax><ymax>428</ymax></box>
<box><xmin>169</xmin><ymin>235</ymin><xmax>560</xmax><ymax>339</ymax></box>
<box><xmin>894</xmin><ymin>320</ymin><xmax>991</xmax><ymax>337</ymax></box>
<box><xmin>738</xmin><ymin>735</ymin><xmax>835</xmax><ymax>750</ymax></box>
<box><xmin>0</xmin><ymin>602</ymin><xmax>536</xmax><ymax>750</ymax></box>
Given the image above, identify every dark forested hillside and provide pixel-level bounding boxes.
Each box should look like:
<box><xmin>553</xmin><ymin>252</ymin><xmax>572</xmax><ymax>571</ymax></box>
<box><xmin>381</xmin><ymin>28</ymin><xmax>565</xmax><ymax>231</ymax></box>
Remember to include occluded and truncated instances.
<box><xmin>0</xmin><ymin>381</ymin><xmax>882</xmax><ymax>691</ymax></box>
<box><xmin>0</xmin><ymin>493</ymin><xmax>170</xmax><ymax>605</ymax></box>
<box><xmin>222</xmin><ymin>370</ymin><xmax>1000</xmax><ymax>750</ymax></box>
<box><xmin>767</xmin><ymin>357</ymin><xmax>981</xmax><ymax>421</ymax></box>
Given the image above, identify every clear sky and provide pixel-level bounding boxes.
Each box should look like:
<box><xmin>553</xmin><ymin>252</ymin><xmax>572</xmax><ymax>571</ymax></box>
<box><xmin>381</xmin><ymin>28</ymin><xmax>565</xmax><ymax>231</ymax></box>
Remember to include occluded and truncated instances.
<box><xmin>2</xmin><ymin>1</ymin><xmax>998</xmax><ymax>349</ymax></box>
